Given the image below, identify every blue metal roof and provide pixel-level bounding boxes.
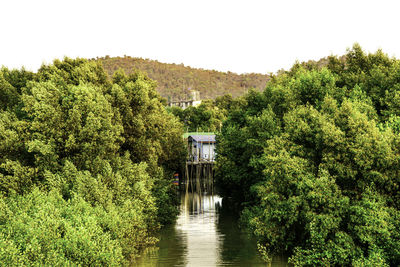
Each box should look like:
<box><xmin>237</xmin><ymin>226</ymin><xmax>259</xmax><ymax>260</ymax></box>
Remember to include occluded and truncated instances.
<box><xmin>188</xmin><ymin>135</ymin><xmax>216</xmax><ymax>143</ymax></box>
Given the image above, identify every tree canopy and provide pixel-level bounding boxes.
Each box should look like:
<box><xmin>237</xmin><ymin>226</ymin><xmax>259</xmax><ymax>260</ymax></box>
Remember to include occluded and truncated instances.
<box><xmin>215</xmin><ymin>44</ymin><xmax>400</xmax><ymax>266</ymax></box>
<box><xmin>0</xmin><ymin>58</ymin><xmax>186</xmax><ymax>265</ymax></box>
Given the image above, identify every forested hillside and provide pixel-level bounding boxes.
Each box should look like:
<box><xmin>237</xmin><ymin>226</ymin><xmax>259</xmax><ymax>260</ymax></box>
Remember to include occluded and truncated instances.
<box><xmin>0</xmin><ymin>58</ymin><xmax>186</xmax><ymax>265</ymax></box>
<box><xmin>95</xmin><ymin>56</ymin><xmax>270</xmax><ymax>100</ymax></box>
<box><xmin>216</xmin><ymin>44</ymin><xmax>400</xmax><ymax>266</ymax></box>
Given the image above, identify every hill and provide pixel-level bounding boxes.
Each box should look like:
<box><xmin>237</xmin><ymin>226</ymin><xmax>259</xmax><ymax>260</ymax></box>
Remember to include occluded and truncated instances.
<box><xmin>94</xmin><ymin>56</ymin><xmax>270</xmax><ymax>100</ymax></box>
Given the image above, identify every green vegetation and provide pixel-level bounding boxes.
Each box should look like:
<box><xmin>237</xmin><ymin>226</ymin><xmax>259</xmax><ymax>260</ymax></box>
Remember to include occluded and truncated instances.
<box><xmin>0</xmin><ymin>59</ymin><xmax>185</xmax><ymax>265</ymax></box>
<box><xmin>167</xmin><ymin>94</ymin><xmax>244</xmax><ymax>132</ymax></box>
<box><xmin>95</xmin><ymin>56</ymin><xmax>269</xmax><ymax>100</ymax></box>
<box><xmin>215</xmin><ymin>44</ymin><xmax>400</xmax><ymax>266</ymax></box>
<box><xmin>3</xmin><ymin>45</ymin><xmax>400</xmax><ymax>266</ymax></box>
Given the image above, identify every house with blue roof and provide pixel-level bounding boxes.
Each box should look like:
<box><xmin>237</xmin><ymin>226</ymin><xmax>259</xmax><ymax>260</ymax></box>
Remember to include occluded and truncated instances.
<box><xmin>187</xmin><ymin>134</ymin><xmax>216</xmax><ymax>162</ymax></box>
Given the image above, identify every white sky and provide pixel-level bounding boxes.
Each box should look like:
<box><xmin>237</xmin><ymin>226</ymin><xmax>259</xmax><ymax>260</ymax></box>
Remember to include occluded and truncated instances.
<box><xmin>1</xmin><ymin>0</ymin><xmax>400</xmax><ymax>74</ymax></box>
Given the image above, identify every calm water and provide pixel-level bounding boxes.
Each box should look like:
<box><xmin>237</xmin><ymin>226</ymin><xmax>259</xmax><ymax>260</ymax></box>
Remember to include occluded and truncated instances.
<box><xmin>135</xmin><ymin>191</ymin><xmax>288</xmax><ymax>267</ymax></box>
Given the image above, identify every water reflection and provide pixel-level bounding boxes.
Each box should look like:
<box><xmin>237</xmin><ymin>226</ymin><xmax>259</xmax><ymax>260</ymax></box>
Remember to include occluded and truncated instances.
<box><xmin>179</xmin><ymin>192</ymin><xmax>222</xmax><ymax>266</ymax></box>
<box><xmin>135</xmin><ymin>192</ymin><xmax>288</xmax><ymax>266</ymax></box>
<box><xmin>216</xmin><ymin>199</ymin><xmax>288</xmax><ymax>266</ymax></box>
<box><xmin>216</xmin><ymin>201</ymin><xmax>265</xmax><ymax>266</ymax></box>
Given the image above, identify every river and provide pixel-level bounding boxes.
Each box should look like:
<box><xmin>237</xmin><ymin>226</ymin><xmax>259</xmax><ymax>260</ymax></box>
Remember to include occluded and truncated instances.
<box><xmin>135</xmin><ymin>191</ymin><xmax>288</xmax><ymax>266</ymax></box>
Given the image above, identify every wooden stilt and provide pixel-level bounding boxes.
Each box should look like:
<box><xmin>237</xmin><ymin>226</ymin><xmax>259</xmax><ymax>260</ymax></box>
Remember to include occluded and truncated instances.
<box><xmin>185</xmin><ymin>163</ymin><xmax>189</xmax><ymax>193</ymax></box>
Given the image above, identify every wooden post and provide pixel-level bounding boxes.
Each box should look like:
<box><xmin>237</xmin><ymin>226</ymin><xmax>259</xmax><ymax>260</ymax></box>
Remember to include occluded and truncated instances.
<box><xmin>196</xmin><ymin>163</ymin><xmax>201</xmax><ymax>193</ymax></box>
<box><xmin>190</xmin><ymin>163</ymin><xmax>194</xmax><ymax>192</ymax></box>
<box><xmin>185</xmin><ymin>162</ymin><xmax>189</xmax><ymax>193</ymax></box>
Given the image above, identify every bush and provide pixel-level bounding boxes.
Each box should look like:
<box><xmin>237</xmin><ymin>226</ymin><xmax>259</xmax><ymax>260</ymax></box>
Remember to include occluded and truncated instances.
<box><xmin>0</xmin><ymin>58</ymin><xmax>186</xmax><ymax>264</ymax></box>
<box><xmin>216</xmin><ymin>45</ymin><xmax>400</xmax><ymax>266</ymax></box>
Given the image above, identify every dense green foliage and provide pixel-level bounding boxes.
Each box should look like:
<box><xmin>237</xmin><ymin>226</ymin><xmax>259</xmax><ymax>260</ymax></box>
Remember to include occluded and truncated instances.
<box><xmin>216</xmin><ymin>44</ymin><xmax>400</xmax><ymax>266</ymax></box>
<box><xmin>167</xmin><ymin>94</ymin><xmax>243</xmax><ymax>132</ymax></box>
<box><xmin>95</xmin><ymin>56</ymin><xmax>269</xmax><ymax>100</ymax></box>
<box><xmin>0</xmin><ymin>59</ymin><xmax>185</xmax><ymax>265</ymax></box>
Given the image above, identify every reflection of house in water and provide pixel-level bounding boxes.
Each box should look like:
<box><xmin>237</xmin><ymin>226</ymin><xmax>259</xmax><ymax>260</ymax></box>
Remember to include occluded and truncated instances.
<box><xmin>187</xmin><ymin>134</ymin><xmax>216</xmax><ymax>162</ymax></box>
<box><xmin>168</xmin><ymin>90</ymin><xmax>202</xmax><ymax>109</ymax></box>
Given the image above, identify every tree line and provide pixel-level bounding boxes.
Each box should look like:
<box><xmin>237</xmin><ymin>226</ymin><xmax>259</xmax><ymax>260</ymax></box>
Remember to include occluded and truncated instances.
<box><xmin>166</xmin><ymin>94</ymin><xmax>243</xmax><ymax>132</ymax></box>
<box><xmin>215</xmin><ymin>44</ymin><xmax>400</xmax><ymax>266</ymax></box>
<box><xmin>95</xmin><ymin>55</ymin><xmax>270</xmax><ymax>100</ymax></box>
<box><xmin>2</xmin><ymin>44</ymin><xmax>400</xmax><ymax>266</ymax></box>
<box><xmin>0</xmin><ymin>58</ymin><xmax>186</xmax><ymax>265</ymax></box>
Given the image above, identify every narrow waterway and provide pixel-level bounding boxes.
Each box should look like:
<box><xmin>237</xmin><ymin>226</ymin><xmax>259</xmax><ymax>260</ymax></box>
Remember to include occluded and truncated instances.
<box><xmin>135</xmin><ymin>191</ymin><xmax>288</xmax><ymax>266</ymax></box>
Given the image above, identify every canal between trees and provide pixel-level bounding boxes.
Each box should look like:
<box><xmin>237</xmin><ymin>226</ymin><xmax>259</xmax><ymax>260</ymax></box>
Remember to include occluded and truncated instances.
<box><xmin>135</xmin><ymin>191</ymin><xmax>288</xmax><ymax>266</ymax></box>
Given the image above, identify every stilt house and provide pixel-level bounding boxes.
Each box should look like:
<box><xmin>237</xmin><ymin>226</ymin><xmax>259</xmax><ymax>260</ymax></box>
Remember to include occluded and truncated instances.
<box><xmin>187</xmin><ymin>134</ymin><xmax>216</xmax><ymax>162</ymax></box>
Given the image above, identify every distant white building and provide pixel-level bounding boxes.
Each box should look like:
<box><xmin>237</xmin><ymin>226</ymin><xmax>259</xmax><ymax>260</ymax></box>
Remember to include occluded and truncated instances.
<box><xmin>168</xmin><ymin>90</ymin><xmax>202</xmax><ymax>109</ymax></box>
